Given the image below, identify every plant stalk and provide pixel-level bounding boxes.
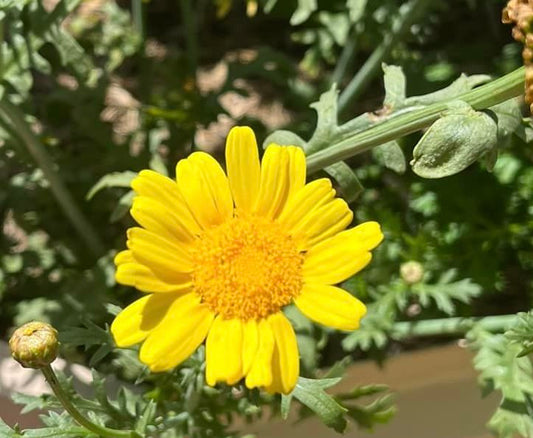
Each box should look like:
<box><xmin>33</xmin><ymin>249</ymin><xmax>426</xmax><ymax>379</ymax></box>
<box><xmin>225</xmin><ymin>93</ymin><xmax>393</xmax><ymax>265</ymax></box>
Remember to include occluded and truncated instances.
<box><xmin>393</xmin><ymin>314</ymin><xmax>517</xmax><ymax>339</ymax></box>
<box><xmin>338</xmin><ymin>0</ymin><xmax>432</xmax><ymax>113</ymax></box>
<box><xmin>179</xmin><ymin>0</ymin><xmax>198</xmax><ymax>77</ymax></box>
<box><xmin>307</xmin><ymin>66</ymin><xmax>525</xmax><ymax>173</ymax></box>
<box><xmin>0</xmin><ymin>100</ymin><xmax>105</xmax><ymax>258</ymax></box>
<box><xmin>41</xmin><ymin>365</ymin><xmax>141</xmax><ymax>438</ymax></box>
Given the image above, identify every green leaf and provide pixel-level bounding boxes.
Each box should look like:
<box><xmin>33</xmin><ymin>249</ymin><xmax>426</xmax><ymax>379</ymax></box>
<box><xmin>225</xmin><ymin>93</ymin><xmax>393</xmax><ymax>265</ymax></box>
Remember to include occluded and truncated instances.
<box><xmin>110</xmin><ymin>190</ymin><xmax>135</xmax><ymax>223</ymax></box>
<box><xmin>291</xmin><ymin>377</ymin><xmax>348</xmax><ymax>433</ymax></box>
<box><xmin>489</xmin><ymin>97</ymin><xmax>523</xmax><ymax>142</ymax></box>
<box><xmin>372</xmin><ymin>141</ymin><xmax>406</xmax><ymax>174</ymax></box>
<box><xmin>86</xmin><ymin>171</ymin><xmax>137</xmax><ymax>200</ymax></box>
<box><xmin>403</xmin><ymin>73</ymin><xmax>491</xmax><ymax>107</ymax></box>
<box><xmin>412</xmin><ymin>271</ymin><xmax>482</xmax><ymax>316</ymax></box>
<box><xmin>323</xmin><ymin>161</ymin><xmax>363</xmax><ymax>203</ymax></box>
<box><xmin>383</xmin><ymin>64</ymin><xmax>406</xmax><ymax>110</ymax></box>
<box><xmin>0</xmin><ymin>418</ymin><xmax>23</xmax><ymax>437</ymax></box>
<box><xmin>135</xmin><ymin>400</ymin><xmax>157</xmax><ymax>434</ymax></box>
<box><xmin>290</xmin><ymin>0</ymin><xmax>317</xmax><ymax>25</ymax></box>
<box><xmin>469</xmin><ymin>327</ymin><xmax>533</xmax><ymax>438</ymax></box>
<box><xmin>347</xmin><ymin>0</ymin><xmax>368</xmax><ymax>22</ymax></box>
<box><xmin>505</xmin><ymin>311</ymin><xmax>533</xmax><ymax>357</ymax></box>
<box><xmin>411</xmin><ymin>105</ymin><xmax>498</xmax><ymax>178</ymax></box>
<box><xmin>318</xmin><ymin>12</ymin><xmax>350</xmax><ymax>46</ymax></box>
<box><xmin>262</xmin><ymin>130</ymin><xmax>307</xmax><ymax>149</ymax></box>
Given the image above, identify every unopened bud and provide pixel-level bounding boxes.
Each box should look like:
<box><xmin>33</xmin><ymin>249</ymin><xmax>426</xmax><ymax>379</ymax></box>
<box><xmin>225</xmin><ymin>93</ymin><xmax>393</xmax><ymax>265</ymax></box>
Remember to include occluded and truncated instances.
<box><xmin>400</xmin><ymin>261</ymin><xmax>424</xmax><ymax>285</ymax></box>
<box><xmin>9</xmin><ymin>321</ymin><xmax>59</xmax><ymax>369</ymax></box>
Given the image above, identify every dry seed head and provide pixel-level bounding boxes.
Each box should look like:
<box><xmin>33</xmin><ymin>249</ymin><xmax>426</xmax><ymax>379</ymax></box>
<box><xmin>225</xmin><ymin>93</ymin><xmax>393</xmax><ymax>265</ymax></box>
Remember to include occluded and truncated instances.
<box><xmin>503</xmin><ymin>0</ymin><xmax>533</xmax><ymax>111</ymax></box>
<box><xmin>9</xmin><ymin>321</ymin><xmax>59</xmax><ymax>369</ymax></box>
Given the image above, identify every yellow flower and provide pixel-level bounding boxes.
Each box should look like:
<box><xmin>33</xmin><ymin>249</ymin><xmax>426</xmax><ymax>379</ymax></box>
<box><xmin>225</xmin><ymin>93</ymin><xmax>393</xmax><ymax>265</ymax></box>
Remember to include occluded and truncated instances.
<box><xmin>111</xmin><ymin>126</ymin><xmax>383</xmax><ymax>394</ymax></box>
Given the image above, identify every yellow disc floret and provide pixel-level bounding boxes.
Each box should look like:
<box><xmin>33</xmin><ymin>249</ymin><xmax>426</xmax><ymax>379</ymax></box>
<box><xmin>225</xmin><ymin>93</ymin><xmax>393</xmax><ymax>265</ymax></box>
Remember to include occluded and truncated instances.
<box><xmin>191</xmin><ymin>216</ymin><xmax>303</xmax><ymax>320</ymax></box>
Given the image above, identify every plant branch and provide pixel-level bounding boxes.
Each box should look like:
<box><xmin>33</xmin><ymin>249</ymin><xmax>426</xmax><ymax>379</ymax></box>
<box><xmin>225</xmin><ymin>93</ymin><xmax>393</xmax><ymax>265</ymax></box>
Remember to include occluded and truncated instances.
<box><xmin>338</xmin><ymin>0</ymin><xmax>432</xmax><ymax>113</ymax></box>
<box><xmin>179</xmin><ymin>0</ymin><xmax>198</xmax><ymax>77</ymax></box>
<box><xmin>307</xmin><ymin>66</ymin><xmax>525</xmax><ymax>173</ymax></box>
<box><xmin>42</xmin><ymin>365</ymin><xmax>141</xmax><ymax>438</ymax></box>
<box><xmin>393</xmin><ymin>314</ymin><xmax>517</xmax><ymax>339</ymax></box>
<box><xmin>0</xmin><ymin>100</ymin><xmax>105</xmax><ymax>258</ymax></box>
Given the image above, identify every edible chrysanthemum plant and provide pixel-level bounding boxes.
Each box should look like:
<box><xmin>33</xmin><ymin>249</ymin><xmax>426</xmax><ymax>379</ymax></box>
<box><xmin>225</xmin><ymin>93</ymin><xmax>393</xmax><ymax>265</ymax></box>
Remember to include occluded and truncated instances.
<box><xmin>5</xmin><ymin>127</ymin><xmax>389</xmax><ymax>438</ymax></box>
<box><xmin>111</xmin><ymin>126</ymin><xmax>382</xmax><ymax>393</ymax></box>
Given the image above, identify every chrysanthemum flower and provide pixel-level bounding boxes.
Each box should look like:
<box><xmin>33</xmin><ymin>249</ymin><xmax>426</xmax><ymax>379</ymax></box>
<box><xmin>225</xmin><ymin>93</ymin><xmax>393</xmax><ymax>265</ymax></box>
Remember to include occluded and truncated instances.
<box><xmin>111</xmin><ymin>126</ymin><xmax>383</xmax><ymax>394</ymax></box>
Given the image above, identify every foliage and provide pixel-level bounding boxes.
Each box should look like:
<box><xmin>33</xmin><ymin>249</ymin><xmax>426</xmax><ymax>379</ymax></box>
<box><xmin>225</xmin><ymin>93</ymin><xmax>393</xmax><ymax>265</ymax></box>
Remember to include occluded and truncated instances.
<box><xmin>469</xmin><ymin>327</ymin><xmax>533</xmax><ymax>438</ymax></box>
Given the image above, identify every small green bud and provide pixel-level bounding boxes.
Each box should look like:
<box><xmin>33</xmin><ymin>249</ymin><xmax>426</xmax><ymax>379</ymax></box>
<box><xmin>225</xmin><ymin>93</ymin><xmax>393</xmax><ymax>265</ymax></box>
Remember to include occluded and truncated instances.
<box><xmin>9</xmin><ymin>321</ymin><xmax>59</xmax><ymax>369</ymax></box>
<box><xmin>400</xmin><ymin>261</ymin><xmax>424</xmax><ymax>285</ymax></box>
<box><xmin>411</xmin><ymin>105</ymin><xmax>498</xmax><ymax>178</ymax></box>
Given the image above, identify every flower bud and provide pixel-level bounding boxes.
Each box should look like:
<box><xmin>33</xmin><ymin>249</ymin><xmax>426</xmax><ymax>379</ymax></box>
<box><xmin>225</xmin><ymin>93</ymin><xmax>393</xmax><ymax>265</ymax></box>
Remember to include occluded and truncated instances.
<box><xmin>400</xmin><ymin>261</ymin><xmax>424</xmax><ymax>285</ymax></box>
<box><xmin>9</xmin><ymin>321</ymin><xmax>59</xmax><ymax>369</ymax></box>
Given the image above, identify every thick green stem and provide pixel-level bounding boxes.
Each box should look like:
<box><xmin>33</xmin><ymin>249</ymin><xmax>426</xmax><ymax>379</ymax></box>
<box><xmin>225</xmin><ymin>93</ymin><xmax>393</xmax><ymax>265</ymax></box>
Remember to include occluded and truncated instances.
<box><xmin>0</xmin><ymin>100</ymin><xmax>105</xmax><ymax>257</ymax></box>
<box><xmin>338</xmin><ymin>0</ymin><xmax>431</xmax><ymax>113</ymax></box>
<box><xmin>41</xmin><ymin>365</ymin><xmax>141</xmax><ymax>438</ymax></box>
<box><xmin>307</xmin><ymin>66</ymin><xmax>525</xmax><ymax>173</ymax></box>
<box><xmin>393</xmin><ymin>314</ymin><xmax>517</xmax><ymax>339</ymax></box>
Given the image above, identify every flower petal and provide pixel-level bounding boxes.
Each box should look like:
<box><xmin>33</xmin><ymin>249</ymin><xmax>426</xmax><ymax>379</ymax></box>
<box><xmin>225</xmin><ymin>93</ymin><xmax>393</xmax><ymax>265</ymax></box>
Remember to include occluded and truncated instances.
<box><xmin>225</xmin><ymin>126</ymin><xmax>261</xmax><ymax>214</ymax></box>
<box><xmin>206</xmin><ymin>317</ymin><xmax>244</xmax><ymax>386</ymax></box>
<box><xmin>111</xmin><ymin>293</ymin><xmax>179</xmax><ymax>347</ymax></box>
<box><xmin>302</xmin><ymin>222</ymin><xmax>383</xmax><ymax>285</ymax></box>
<box><xmin>242</xmin><ymin>319</ymin><xmax>259</xmax><ymax>375</ymax></box>
<box><xmin>254</xmin><ymin>145</ymin><xmax>306</xmax><ymax>220</ymax></box>
<box><xmin>277</xmin><ymin>178</ymin><xmax>335</xmax><ymax>228</ymax></box>
<box><xmin>294</xmin><ymin>284</ymin><xmax>367</xmax><ymax>331</ymax></box>
<box><xmin>176</xmin><ymin>152</ymin><xmax>233</xmax><ymax>229</ymax></box>
<box><xmin>127</xmin><ymin>227</ymin><xmax>193</xmax><ymax>284</ymax></box>
<box><xmin>131</xmin><ymin>196</ymin><xmax>197</xmax><ymax>243</ymax></box>
<box><xmin>131</xmin><ymin>170</ymin><xmax>202</xmax><ymax>235</ymax></box>
<box><xmin>245</xmin><ymin>319</ymin><xmax>275</xmax><ymax>389</ymax></box>
<box><xmin>115</xmin><ymin>262</ymin><xmax>192</xmax><ymax>293</ymax></box>
<box><xmin>266</xmin><ymin>312</ymin><xmax>299</xmax><ymax>395</ymax></box>
<box><xmin>293</xmin><ymin>198</ymin><xmax>353</xmax><ymax>250</ymax></box>
<box><xmin>139</xmin><ymin>293</ymin><xmax>214</xmax><ymax>372</ymax></box>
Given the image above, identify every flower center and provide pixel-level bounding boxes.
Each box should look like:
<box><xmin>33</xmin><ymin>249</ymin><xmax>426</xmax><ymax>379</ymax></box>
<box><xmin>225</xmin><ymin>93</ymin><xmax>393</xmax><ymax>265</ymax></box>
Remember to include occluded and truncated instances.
<box><xmin>191</xmin><ymin>216</ymin><xmax>304</xmax><ymax>320</ymax></box>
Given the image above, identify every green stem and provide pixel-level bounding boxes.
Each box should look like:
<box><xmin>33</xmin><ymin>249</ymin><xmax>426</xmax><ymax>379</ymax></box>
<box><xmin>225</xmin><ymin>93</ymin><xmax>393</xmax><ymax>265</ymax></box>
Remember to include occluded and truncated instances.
<box><xmin>0</xmin><ymin>100</ymin><xmax>105</xmax><ymax>258</ymax></box>
<box><xmin>338</xmin><ymin>0</ymin><xmax>431</xmax><ymax>113</ymax></box>
<box><xmin>179</xmin><ymin>0</ymin><xmax>198</xmax><ymax>77</ymax></box>
<box><xmin>393</xmin><ymin>314</ymin><xmax>517</xmax><ymax>339</ymax></box>
<box><xmin>307</xmin><ymin>66</ymin><xmax>525</xmax><ymax>173</ymax></box>
<box><xmin>330</xmin><ymin>29</ymin><xmax>358</xmax><ymax>86</ymax></box>
<box><xmin>41</xmin><ymin>365</ymin><xmax>141</xmax><ymax>438</ymax></box>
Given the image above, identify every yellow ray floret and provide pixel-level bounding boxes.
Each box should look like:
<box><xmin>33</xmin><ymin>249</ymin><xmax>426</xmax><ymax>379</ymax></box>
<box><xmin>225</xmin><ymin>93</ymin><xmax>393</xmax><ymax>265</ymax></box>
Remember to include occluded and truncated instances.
<box><xmin>111</xmin><ymin>126</ymin><xmax>383</xmax><ymax>394</ymax></box>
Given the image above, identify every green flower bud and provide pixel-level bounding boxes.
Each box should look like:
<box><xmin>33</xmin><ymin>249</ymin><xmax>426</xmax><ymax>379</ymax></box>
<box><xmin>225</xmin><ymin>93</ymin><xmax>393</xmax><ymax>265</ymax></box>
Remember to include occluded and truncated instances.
<box><xmin>400</xmin><ymin>261</ymin><xmax>424</xmax><ymax>285</ymax></box>
<box><xmin>9</xmin><ymin>321</ymin><xmax>59</xmax><ymax>369</ymax></box>
<box><xmin>411</xmin><ymin>104</ymin><xmax>497</xmax><ymax>178</ymax></box>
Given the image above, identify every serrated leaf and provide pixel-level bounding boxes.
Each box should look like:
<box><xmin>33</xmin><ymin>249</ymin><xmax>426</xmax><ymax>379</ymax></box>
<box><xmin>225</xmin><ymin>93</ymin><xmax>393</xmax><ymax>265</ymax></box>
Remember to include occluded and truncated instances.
<box><xmin>372</xmin><ymin>141</ymin><xmax>406</xmax><ymax>174</ymax></box>
<box><xmin>383</xmin><ymin>64</ymin><xmax>406</xmax><ymax>110</ymax></box>
<box><xmin>469</xmin><ymin>328</ymin><xmax>533</xmax><ymax>438</ymax></box>
<box><xmin>86</xmin><ymin>171</ymin><xmax>137</xmax><ymax>200</ymax></box>
<box><xmin>291</xmin><ymin>377</ymin><xmax>347</xmax><ymax>433</ymax></box>
<box><xmin>404</xmin><ymin>74</ymin><xmax>491</xmax><ymax>107</ymax></box>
